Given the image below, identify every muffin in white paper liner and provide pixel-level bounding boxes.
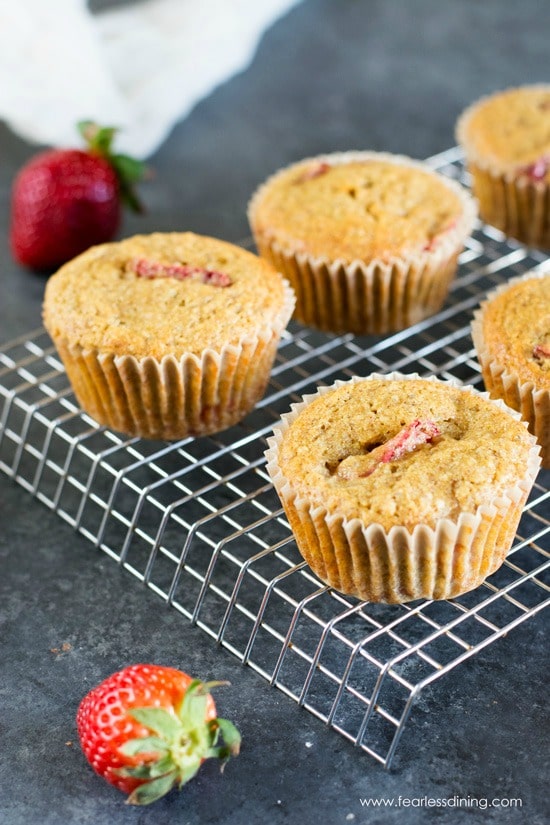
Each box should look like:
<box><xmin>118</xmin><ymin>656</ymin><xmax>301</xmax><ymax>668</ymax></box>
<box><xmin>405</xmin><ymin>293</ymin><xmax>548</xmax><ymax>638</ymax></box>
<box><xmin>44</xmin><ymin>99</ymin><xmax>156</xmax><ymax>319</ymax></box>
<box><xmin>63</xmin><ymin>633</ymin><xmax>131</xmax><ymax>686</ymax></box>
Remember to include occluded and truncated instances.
<box><xmin>456</xmin><ymin>86</ymin><xmax>550</xmax><ymax>249</ymax></box>
<box><xmin>471</xmin><ymin>270</ymin><xmax>550</xmax><ymax>469</ymax></box>
<box><xmin>248</xmin><ymin>151</ymin><xmax>477</xmax><ymax>335</ymax></box>
<box><xmin>265</xmin><ymin>373</ymin><xmax>540</xmax><ymax>603</ymax></box>
<box><xmin>52</xmin><ymin>279</ymin><xmax>295</xmax><ymax>441</ymax></box>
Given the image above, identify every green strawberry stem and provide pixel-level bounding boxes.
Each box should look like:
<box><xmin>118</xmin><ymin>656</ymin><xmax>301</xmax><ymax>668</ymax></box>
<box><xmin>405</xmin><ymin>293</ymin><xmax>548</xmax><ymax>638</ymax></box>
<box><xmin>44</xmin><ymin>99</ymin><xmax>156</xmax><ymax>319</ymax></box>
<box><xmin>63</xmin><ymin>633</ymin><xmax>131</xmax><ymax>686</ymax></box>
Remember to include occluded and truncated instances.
<box><xmin>116</xmin><ymin>679</ymin><xmax>241</xmax><ymax>806</ymax></box>
<box><xmin>77</xmin><ymin>120</ymin><xmax>147</xmax><ymax>214</ymax></box>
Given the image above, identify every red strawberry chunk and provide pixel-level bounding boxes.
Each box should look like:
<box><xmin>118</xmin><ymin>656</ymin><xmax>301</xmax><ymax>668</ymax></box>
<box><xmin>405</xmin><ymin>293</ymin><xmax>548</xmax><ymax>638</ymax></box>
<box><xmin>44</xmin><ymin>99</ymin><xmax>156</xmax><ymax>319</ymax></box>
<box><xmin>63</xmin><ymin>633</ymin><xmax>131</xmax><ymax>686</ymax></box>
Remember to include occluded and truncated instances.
<box><xmin>533</xmin><ymin>341</ymin><xmax>550</xmax><ymax>362</ymax></box>
<box><xmin>130</xmin><ymin>257</ymin><xmax>232</xmax><ymax>287</ymax></box>
<box><xmin>337</xmin><ymin>419</ymin><xmax>441</xmax><ymax>480</ymax></box>
<box><xmin>375</xmin><ymin>419</ymin><xmax>441</xmax><ymax>466</ymax></box>
<box><xmin>422</xmin><ymin>219</ymin><xmax>457</xmax><ymax>252</ymax></box>
<box><xmin>295</xmin><ymin>161</ymin><xmax>331</xmax><ymax>183</ymax></box>
<box><xmin>518</xmin><ymin>155</ymin><xmax>550</xmax><ymax>181</ymax></box>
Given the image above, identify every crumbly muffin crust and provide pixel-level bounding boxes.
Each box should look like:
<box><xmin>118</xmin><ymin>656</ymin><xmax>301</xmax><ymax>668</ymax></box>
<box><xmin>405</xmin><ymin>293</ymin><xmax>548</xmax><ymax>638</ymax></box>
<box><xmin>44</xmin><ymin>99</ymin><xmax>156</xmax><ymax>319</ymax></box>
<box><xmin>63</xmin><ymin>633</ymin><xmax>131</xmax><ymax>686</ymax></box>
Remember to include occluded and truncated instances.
<box><xmin>478</xmin><ymin>274</ymin><xmax>550</xmax><ymax>389</ymax></box>
<box><xmin>276</xmin><ymin>377</ymin><xmax>533</xmax><ymax>532</ymax></box>
<box><xmin>43</xmin><ymin>232</ymin><xmax>288</xmax><ymax>360</ymax></box>
<box><xmin>457</xmin><ymin>85</ymin><xmax>550</xmax><ymax>179</ymax></box>
<box><xmin>249</xmin><ymin>156</ymin><xmax>466</xmax><ymax>263</ymax></box>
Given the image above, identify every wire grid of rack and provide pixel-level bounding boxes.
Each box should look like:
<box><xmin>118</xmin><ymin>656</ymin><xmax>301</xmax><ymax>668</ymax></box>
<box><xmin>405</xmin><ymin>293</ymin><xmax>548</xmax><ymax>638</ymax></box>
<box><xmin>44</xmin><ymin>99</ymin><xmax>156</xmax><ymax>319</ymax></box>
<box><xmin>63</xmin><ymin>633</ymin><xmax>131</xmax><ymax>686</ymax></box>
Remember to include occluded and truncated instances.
<box><xmin>1</xmin><ymin>147</ymin><xmax>549</xmax><ymax>769</ymax></box>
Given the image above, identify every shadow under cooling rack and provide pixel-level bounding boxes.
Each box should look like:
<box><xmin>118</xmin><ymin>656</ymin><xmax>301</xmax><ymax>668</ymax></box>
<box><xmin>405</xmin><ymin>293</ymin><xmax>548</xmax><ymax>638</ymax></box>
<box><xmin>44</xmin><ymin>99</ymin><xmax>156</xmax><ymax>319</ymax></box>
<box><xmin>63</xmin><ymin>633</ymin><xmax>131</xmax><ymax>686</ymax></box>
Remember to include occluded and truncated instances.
<box><xmin>1</xmin><ymin>148</ymin><xmax>549</xmax><ymax>769</ymax></box>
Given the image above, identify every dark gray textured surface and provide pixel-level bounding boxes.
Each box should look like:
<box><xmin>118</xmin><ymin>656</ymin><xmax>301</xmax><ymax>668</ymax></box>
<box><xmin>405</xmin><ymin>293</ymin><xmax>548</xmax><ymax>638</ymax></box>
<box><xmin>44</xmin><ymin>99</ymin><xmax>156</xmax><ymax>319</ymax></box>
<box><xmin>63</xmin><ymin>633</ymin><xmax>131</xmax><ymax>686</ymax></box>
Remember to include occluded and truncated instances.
<box><xmin>1</xmin><ymin>2</ymin><xmax>549</xmax><ymax>823</ymax></box>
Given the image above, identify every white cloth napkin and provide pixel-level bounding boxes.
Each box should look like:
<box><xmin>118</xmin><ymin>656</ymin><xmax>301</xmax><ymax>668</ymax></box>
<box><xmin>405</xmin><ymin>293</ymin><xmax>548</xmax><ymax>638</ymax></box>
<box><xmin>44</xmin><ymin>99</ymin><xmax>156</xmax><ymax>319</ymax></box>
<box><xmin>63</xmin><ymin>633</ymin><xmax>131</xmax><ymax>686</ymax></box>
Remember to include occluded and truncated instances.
<box><xmin>0</xmin><ymin>0</ymin><xmax>301</xmax><ymax>158</ymax></box>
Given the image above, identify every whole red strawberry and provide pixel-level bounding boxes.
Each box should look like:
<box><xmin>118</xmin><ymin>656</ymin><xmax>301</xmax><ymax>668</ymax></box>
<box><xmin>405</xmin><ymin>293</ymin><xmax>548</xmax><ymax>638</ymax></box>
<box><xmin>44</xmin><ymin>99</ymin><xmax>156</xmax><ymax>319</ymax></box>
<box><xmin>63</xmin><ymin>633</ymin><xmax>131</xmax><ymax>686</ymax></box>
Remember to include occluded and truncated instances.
<box><xmin>10</xmin><ymin>121</ymin><xmax>146</xmax><ymax>271</ymax></box>
<box><xmin>76</xmin><ymin>664</ymin><xmax>241</xmax><ymax>806</ymax></box>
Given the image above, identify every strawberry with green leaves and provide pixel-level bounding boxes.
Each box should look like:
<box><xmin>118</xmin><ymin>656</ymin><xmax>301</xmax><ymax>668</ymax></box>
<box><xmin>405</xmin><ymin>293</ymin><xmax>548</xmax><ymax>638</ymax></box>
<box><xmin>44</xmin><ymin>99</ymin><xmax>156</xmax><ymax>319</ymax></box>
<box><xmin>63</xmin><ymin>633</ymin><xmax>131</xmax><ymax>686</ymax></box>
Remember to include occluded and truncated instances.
<box><xmin>10</xmin><ymin>121</ymin><xmax>146</xmax><ymax>271</ymax></box>
<box><xmin>76</xmin><ymin>664</ymin><xmax>241</xmax><ymax>806</ymax></box>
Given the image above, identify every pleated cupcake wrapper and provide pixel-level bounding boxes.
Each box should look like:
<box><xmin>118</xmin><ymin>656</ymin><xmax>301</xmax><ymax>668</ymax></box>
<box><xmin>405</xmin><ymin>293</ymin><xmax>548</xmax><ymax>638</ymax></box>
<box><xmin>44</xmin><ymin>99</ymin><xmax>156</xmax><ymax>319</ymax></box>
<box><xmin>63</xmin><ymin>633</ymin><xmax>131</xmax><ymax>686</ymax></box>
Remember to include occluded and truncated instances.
<box><xmin>463</xmin><ymin>162</ymin><xmax>549</xmax><ymax>249</ymax></box>
<box><xmin>456</xmin><ymin>95</ymin><xmax>550</xmax><ymax>249</ymax></box>
<box><xmin>254</xmin><ymin>240</ymin><xmax>463</xmax><ymax>335</ymax></box>
<box><xmin>265</xmin><ymin>373</ymin><xmax>541</xmax><ymax>603</ymax></box>
<box><xmin>53</xmin><ymin>280</ymin><xmax>295</xmax><ymax>441</ymax></box>
<box><xmin>471</xmin><ymin>271</ymin><xmax>550</xmax><ymax>469</ymax></box>
<box><xmin>248</xmin><ymin>151</ymin><xmax>477</xmax><ymax>334</ymax></box>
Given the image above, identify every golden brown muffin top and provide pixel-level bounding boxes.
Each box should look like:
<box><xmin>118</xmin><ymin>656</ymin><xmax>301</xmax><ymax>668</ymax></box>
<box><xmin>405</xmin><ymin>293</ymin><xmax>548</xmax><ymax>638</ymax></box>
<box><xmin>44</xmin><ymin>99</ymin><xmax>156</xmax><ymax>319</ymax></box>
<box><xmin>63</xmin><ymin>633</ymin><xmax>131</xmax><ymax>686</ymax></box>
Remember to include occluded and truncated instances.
<box><xmin>43</xmin><ymin>232</ymin><xmax>292</xmax><ymax>359</ymax></box>
<box><xmin>275</xmin><ymin>377</ymin><xmax>533</xmax><ymax>531</ymax></box>
<box><xmin>248</xmin><ymin>153</ymin><xmax>472</xmax><ymax>263</ymax></box>
<box><xmin>477</xmin><ymin>273</ymin><xmax>550</xmax><ymax>390</ymax></box>
<box><xmin>457</xmin><ymin>85</ymin><xmax>550</xmax><ymax>180</ymax></box>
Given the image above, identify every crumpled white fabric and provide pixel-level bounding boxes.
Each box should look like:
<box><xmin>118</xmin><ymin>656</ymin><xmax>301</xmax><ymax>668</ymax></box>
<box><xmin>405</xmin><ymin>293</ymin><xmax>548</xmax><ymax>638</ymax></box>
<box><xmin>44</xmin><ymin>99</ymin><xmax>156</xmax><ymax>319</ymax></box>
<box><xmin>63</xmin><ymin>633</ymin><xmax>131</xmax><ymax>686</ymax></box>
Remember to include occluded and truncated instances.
<box><xmin>0</xmin><ymin>0</ymin><xmax>301</xmax><ymax>158</ymax></box>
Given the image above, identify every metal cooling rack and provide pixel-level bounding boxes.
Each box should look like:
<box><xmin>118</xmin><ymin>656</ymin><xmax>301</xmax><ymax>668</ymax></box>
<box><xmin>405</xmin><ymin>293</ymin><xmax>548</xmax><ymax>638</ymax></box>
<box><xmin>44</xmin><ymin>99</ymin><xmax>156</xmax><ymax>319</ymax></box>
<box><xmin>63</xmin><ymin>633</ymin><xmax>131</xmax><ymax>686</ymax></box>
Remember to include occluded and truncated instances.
<box><xmin>1</xmin><ymin>147</ymin><xmax>549</xmax><ymax>769</ymax></box>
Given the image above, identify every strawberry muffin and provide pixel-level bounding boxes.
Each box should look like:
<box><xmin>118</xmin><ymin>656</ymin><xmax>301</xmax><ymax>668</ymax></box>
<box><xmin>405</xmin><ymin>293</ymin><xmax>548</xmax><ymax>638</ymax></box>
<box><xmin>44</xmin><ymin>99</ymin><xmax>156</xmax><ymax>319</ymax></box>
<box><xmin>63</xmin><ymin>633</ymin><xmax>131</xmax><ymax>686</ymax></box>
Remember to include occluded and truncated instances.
<box><xmin>265</xmin><ymin>374</ymin><xmax>540</xmax><ymax>603</ymax></box>
<box><xmin>472</xmin><ymin>270</ymin><xmax>550</xmax><ymax>468</ymax></box>
<box><xmin>248</xmin><ymin>151</ymin><xmax>476</xmax><ymax>335</ymax></box>
<box><xmin>43</xmin><ymin>232</ymin><xmax>295</xmax><ymax>440</ymax></box>
<box><xmin>456</xmin><ymin>85</ymin><xmax>550</xmax><ymax>248</ymax></box>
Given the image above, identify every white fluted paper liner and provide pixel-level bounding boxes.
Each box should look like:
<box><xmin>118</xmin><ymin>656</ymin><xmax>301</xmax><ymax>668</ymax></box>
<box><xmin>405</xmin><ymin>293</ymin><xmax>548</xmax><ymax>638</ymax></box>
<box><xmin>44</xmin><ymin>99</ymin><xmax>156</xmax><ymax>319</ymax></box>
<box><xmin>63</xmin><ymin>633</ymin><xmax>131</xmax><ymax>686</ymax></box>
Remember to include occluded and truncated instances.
<box><xmin>471</xmin><ymin>270</ymin><xmax>550</xmax><ymax>469</ymax></box>
<box><xmin>265</xmin><ymin>373</ymin><xmax>541</xmax><ymax>603</ymax></box>
<box><xmin>456</xmin><ymin>89</ymin><xmax>550</xmax><ymax>249</ymax></box>
<box><xmin>248</xmin><ymin>151</ymin><xmax>477</xmax><ymax>334</ymax></box>
<box><xmin>53</xmin><ymin>280</ymin><xmax>295</xmax><ymax>441</ymax></box>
